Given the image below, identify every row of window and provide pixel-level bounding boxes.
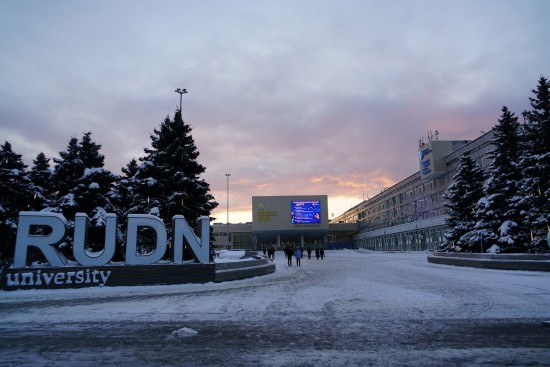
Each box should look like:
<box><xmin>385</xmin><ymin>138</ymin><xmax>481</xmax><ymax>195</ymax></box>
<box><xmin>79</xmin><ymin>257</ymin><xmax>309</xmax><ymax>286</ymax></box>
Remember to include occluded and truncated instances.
<box><xmin>342</xmin><ymin>176</ymin><xmax>449</xmax><ymax>225</ymax></box>
<box><xmin>213</xmin><ymin>231</ymin><xmax>253</xmax><ymax>249</ymax></box>
<box><xmin>355</xmin><ymin>226</ymin><xmax>447</xmax><ymax>251</ymax></box>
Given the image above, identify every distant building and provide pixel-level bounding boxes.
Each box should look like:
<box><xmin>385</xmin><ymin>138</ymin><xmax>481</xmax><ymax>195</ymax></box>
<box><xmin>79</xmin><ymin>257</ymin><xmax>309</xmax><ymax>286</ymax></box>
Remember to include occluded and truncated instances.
<box><xmin>331</xmin><ymin>131</ymin><xmax>494</xmax><ymax>251</ymax></box>
<box><xmin>212</xmin><ymin>195</ymin><xmax>358</xmax><ymax>250</ymax></box>
<box><xmin>213</xmin><ymin>131</ymin><xmax>495</xmax><ymax>252</ymax></box>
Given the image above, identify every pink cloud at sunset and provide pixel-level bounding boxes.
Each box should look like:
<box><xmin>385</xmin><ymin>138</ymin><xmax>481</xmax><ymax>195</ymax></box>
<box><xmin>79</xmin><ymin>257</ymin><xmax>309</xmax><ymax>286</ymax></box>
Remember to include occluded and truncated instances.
<box><xmin>0</xmin><ymin>0</ymin><xmax>548</xmax><ymax>224</ymax></box>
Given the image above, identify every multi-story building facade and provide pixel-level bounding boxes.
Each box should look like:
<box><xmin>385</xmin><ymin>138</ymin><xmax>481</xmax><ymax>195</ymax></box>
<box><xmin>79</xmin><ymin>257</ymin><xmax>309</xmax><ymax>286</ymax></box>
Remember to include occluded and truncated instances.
<box><xmin>213</xmin><ymin>195</ymin><xmax>359</xmax><ymax>250</ymax></box>
<box><xmin>331</xmin><ymin>130</ymin><xmax>494</xmax><ymax>251</ymax></box>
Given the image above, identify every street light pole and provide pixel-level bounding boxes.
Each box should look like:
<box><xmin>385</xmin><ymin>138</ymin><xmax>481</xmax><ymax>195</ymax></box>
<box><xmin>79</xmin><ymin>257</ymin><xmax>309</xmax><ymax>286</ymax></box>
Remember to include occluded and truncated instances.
<box><xmin>225</xmin><ymin>174</ymin><xmax>231</xmax><ymax>224</ymax></box>
<box><xmin>174</xmin><ymin>88</ymin><xmax>187</xmax><ymax>110</ymax></box>
<box><xmin>479</xmin><ymin>230</ymin><xmax>484</xmax><ymax>253</ymax></box>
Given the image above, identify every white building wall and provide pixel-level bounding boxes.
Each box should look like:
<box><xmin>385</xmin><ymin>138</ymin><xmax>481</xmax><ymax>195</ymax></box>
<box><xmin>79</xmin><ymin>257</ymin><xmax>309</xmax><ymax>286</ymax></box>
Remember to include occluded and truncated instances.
<box><xmin>333</xmin><ymin>131</ymin><xmax>494</xmax><ymax>251</ymax></box>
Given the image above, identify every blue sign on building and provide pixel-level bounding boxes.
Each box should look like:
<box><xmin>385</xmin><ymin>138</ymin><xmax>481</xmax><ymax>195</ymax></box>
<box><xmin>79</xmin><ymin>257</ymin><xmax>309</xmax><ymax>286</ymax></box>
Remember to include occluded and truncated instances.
<box><xmin>421</xmin><ymin>159</ymin><xmax>431</xmax><ymax>175</ymax></box>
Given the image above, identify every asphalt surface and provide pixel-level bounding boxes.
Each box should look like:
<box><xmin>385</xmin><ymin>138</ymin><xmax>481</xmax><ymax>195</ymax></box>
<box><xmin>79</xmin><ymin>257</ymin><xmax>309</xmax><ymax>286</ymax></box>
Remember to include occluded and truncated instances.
<box><xmin>1</xmin><ymin>251</ymin><xmax>549</xmax><ymax>367</ymax></box>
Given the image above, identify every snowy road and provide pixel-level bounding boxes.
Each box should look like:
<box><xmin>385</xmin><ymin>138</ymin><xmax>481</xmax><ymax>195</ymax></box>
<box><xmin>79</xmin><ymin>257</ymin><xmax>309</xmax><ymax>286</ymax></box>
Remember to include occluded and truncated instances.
<box><xmin>1</xmin><ymin>250</ymin><xmax>550</xmax><ymax>366</ymax></box>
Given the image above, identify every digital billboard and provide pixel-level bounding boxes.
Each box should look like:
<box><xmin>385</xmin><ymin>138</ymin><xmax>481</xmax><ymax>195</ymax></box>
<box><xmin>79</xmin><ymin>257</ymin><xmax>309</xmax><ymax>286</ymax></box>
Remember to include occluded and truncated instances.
<box><xmin>291</xmin><ymin>200</ymin><xmax>321</xmax><ymax>224</ymax></box>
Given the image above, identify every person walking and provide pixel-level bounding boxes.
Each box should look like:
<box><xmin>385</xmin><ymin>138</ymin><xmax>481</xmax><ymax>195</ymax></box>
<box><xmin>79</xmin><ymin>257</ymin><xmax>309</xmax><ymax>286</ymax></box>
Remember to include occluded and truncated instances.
<box><xmin>285</xmin><ymin>245</ymin><xmax>293</xmax><ymax>266</ymax></box>
<box><xmin>320</xmin><ymin>247</ymin><xmax>325</xmax><ymax>260</ymax></box>
<box><xmin>268</xmin><ymin>244</ymin><xmax>276</xmax><ymax>260</ymax></box>
<box><xmin>306</xmin><ymin>246</ymin><xmax>312</xmax><ymax>259</ymax></box>
<box><xmin>315</xmin><ymin>247</ymin><xmax>320</xmax><ymax>260</ymax></box>
<box><xmin>294</xmin><ymin>246</ymin><xmax>303</xmax><ymax>267</ymax></box>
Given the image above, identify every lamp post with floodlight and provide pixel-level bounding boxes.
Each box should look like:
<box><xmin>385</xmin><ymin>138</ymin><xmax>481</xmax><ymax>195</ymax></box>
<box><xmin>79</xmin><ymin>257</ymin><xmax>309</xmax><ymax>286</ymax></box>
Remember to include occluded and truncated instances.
<box><xmin>175</xmin><ymin>88</ymin><xmax>187</xmax><ymax>110</ymax></box>
<box><xmin>225</xmin><ymin>174</ymin><xmax>231</xmax><ymax>225</ymax></box>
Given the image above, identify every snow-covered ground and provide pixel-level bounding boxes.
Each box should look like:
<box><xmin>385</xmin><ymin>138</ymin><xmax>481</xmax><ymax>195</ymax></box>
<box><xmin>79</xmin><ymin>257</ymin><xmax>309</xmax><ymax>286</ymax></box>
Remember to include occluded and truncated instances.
<box><xmin>1</xmin><ymin>250</ymin><xmax>550</xmax><ymax>366</ymax></box>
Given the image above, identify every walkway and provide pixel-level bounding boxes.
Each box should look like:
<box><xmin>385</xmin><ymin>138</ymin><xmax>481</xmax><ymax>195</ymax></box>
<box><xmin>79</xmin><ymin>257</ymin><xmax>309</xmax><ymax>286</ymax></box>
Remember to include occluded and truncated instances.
<box><xmin>1</xmin><ymin>250</ymin><xmax>549</xmax><ymax>366</ymax></box>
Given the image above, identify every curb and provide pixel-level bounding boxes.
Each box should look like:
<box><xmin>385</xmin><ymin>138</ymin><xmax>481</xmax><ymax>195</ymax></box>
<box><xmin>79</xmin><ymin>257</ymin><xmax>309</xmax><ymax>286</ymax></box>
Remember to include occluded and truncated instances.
<box><xmin>215</xmin><ymin>257</ymin><xmax>276</xmax><ymax>282</ymax></box>
<box><xmin>427</xmin><ymin>252</ymin><xmax>550</xmax><ymax>271</ymax></box>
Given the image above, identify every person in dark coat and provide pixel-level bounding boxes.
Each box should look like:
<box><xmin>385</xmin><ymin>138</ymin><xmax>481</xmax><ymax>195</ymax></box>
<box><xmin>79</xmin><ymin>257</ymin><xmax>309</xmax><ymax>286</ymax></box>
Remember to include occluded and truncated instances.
<box><xmin>315</xmin><ymin>247</ymin><xmax>320</xmax><ymax>260</ymax></box>
<box><xmin>285</xmin><ymin>245</ymin><xmax>293</xmax><ymax>266</ymax></box>
<box><xmin>306</xmin><ymin>246</ymin><xmax>312</xmax><ymax>259</ymax></box>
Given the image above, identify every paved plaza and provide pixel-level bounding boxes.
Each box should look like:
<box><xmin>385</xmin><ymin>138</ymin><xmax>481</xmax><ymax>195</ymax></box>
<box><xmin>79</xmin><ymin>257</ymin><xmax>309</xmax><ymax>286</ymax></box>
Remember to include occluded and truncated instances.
<box><xmin>1</xmin><ymin>250</ymin><xmax>550</xmax><ymax>366</ymax></box>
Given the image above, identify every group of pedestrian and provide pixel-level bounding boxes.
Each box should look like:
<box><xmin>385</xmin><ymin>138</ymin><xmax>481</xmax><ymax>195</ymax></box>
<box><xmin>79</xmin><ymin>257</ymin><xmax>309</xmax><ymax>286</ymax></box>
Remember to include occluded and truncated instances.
<box><xmin>262</xmin><ymin>243</ymin><xmax>277</xmax><ymax>260</ymax></box>
<box><xmin>284</xmin><ymin>244</ymin><xmax>299</xmax><ymax>266</ymax></box>
<box><xmin>305</xmin><ymin>242</ymin><xmax>325</xmax><ymax>260</ymax></box>
<box><xmin>314</xmin><ymin>247</ymin><xmax>325</xmax><ymax>260</ymax></box>
<box><xmin>263</xmin><ymin>242</ymin><xmax>326</xmax><ymax>266</ymax></box>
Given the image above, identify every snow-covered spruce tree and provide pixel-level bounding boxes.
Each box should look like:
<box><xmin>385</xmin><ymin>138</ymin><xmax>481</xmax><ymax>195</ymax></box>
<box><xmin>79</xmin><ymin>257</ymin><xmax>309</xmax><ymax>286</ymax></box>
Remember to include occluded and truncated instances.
<box><xmin>467</xmin><ymin>106</ymin><xmax>529</xmax><ymax>252</ymax></box>
<box><xmin>114</xmin><ymin>158</ymin><xmax>139</xmax><ymax>216</ymax></box>
<box><xmin>131</xmin><ymin>109</ymin><xmax>218</xmax><ymax>256</ymax></box>
<box><xmin>51</xmin><ymin>136</ymin><xmax>81</xmax><ymax>204</ymax></box>
<box><xmin>519</xmin><ymin>76</ymin><xmax>550</xmax><ymax>252</ymax></box>
<box><xmin>0</xmin><ymin>141</ymin><xmax>35</xmax><ymax>267</ymax></box>
<box><xmin>28</xmin><ymin>152</ymin><xmax>53</xmax><ymax>210</ymax></box>
<box><xmin>50</xmin><ymin>132</ymin><xmax>119</xmax><ymax>259</ymax></box>
<box><xmin>441</xmin><ymin>152</ymin><xmax>485</xmax><ymax>251</ymax></box>
<box><xmin>109</xmin><ymin>158</ymin><xmax>140</xmax><ymax>260</ymax></box>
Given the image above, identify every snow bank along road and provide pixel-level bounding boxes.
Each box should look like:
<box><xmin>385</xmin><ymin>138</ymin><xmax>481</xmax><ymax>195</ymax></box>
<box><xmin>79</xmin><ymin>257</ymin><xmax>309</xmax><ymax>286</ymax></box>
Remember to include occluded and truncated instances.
<box><xmin>1</xmin><ymin>250</ymin><xmax>550</xmax><ymax>366</ymax></box>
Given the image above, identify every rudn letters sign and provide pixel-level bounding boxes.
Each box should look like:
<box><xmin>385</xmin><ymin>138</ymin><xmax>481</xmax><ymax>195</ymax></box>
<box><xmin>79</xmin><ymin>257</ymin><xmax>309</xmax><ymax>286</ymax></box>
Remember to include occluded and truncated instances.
<box><xmin>1</xmin><ymin>212</ymin><xmax>215</xmax><ymax>291</ymax></box>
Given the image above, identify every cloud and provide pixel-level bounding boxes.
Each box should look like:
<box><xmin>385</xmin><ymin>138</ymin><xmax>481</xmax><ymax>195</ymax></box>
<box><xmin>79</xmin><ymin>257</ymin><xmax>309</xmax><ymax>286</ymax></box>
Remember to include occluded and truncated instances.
<box><xmin>0</xmin><ymin>0</ymin><xmax>548</xmax><ymax>224</ymax></box>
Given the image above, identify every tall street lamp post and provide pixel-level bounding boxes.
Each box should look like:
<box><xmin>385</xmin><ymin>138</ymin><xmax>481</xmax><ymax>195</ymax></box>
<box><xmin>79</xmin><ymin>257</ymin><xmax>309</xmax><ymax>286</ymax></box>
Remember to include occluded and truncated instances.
<box><xmin>175</xmin><ymin>88</ymin><xmax>187</xmax><ymax>110</ymax></box>
<box><xmin>225</xmin><ymin>174</ymin><xmax>231</xmax><ymax>224</ymax></box>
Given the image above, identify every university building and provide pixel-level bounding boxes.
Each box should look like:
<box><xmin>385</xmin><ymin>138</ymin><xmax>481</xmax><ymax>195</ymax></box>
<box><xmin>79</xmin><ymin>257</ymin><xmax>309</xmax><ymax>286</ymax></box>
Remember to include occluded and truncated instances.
<box><xmin>213</xmin><ymin>130</ymin><xmax>494</xmax><ymax>252</ymax></box>
<box><xmin>332</xmin><ymin>130</ymin><xmax>494</xmax><ymax>251</ymax></box>
<box><xmin>212</xmin><ymin>195</ymin><xmax>358</xmax><ymax>250</ymax></box>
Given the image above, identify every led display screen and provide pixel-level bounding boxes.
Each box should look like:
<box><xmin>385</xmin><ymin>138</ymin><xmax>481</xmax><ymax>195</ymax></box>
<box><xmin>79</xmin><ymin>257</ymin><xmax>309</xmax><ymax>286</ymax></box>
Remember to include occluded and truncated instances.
<box><xmin>291</xmin><ymin>200</ymin><xmax>321</xmax><ymax>224</ymax></box>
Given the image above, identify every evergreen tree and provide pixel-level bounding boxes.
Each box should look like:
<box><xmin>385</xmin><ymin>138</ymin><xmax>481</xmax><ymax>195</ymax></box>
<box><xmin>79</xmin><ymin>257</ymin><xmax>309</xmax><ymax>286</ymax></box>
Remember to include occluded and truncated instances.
<box><xmin>0</xmin><ymin>142</ymin><xmax>34</xmax><ymax>267</ymax></box>
<box><xmin>110</xmin><ymin>158</ymin><xmax>140</xmax><ymax>260</ymax></box>
<box><xmin>519</xmin><ymin>76</ymin><xmax>550</xmax><ymax>251</ymax></box>
<box><xmin>442</xmin><ymin>152</ymin><xmax>485</xmax><ymax>251</ymax></box>
<box><xmin>51</xmin><ymin>136</ymin><xmax>82</xmax><ymax>201</ymax></box>
<box><xmin>114</xmin><ymin>158</ymin><xmax>139</xmax><ymax>216</ymax></box>
<box><xmin>28</xmin><ymin>152</ymin><xmax>53</xmax><ymax>210</ymax></box>
<box><xmin>73</xmin><ymin>132</ymin><xmax>118</xmax><ymax>215</ymax></box>
<box><xmin>50</xmin><ymin>132</ymin><xmax>118</xmax><ymax>258</ymax></box>
<box><xmin>468</xmin><ymin>106</ymin><xmax>528</xmax><ymax>252</ymax></box>
<box><xmin>134</xmin><ymin>110</ymin><xmax>218</xmax><ymax>224</ymax></box>
<box><xmin>131</xmin><ymin>110</ymin><xmax>218</xmax><ymax>254</ymax></box>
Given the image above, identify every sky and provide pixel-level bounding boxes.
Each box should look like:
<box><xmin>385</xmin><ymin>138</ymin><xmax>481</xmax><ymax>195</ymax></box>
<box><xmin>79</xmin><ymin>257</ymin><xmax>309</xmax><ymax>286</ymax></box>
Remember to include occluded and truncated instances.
<box><xmin>1</xmin><ymin>0</ymin><xmax>549</xmax><ymax>224</ymax></box>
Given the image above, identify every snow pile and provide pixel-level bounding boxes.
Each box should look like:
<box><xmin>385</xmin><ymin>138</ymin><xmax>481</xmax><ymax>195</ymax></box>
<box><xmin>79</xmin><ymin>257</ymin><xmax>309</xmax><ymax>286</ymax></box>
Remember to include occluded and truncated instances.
<box><xmin>488</xmin><ymin>244</ymin><xmax>501</xmax><ymax>253</ymax></box>
<box><xmin>215</xmin><ymin>250</ymin><xmax>246</xmax><ymax>262</ymax></box>
<box><xmin>169</xmin><ymin>327</ymin><xmax>198</xmax><ymax>338</ymax></box>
